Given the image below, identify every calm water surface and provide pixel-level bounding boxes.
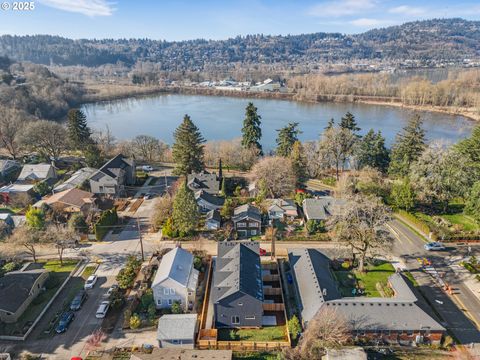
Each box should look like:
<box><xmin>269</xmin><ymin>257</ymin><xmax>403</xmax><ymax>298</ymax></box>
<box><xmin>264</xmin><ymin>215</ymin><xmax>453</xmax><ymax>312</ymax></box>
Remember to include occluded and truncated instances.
<box><xmin>82</xmin><ymin>94</ymin><xmax>474</xmax><ymax>149</ymax></box>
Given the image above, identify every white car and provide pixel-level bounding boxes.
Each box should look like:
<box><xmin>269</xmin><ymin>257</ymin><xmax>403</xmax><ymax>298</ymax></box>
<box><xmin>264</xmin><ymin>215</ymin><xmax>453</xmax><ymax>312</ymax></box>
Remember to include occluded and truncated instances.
<box><xmin>84</xmin><ymin>275</ymin><xmax>98</xmax><ymax>290</ymax></box>
<box><xmin>424</xmin><ymin>242</ymin><xmax>446</xmax><ymax>251</ymax></box>
<box><xmin>95</xmin><ymin>301</ymin><xmax>110</xmax><ymax>319</ymax></box>
<box><xmin>142</xmin><ymin>165</ymin><xmax>154</xmax><ymax>172</ymax></box>
<box><xmin>105</xmin><ymin>284</ymin><xmax>119</xmax><ymax>297</ymax></box>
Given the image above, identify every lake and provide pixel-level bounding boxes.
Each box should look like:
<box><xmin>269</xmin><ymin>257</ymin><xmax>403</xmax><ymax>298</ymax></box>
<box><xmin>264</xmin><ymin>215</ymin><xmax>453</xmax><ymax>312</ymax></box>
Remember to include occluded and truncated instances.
<box><xmin>82</xmin><ymin>94</ymin><xmax>474</xmax><ymax>149</ymax></box>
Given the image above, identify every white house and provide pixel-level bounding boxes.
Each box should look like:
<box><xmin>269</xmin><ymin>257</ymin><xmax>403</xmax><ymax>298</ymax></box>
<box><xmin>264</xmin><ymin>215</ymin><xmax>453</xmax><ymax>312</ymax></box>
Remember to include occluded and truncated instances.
<box><xmin>151</xmin><ymin>247</ymin><xmax>199</xmax><ymax>310</ymax></box>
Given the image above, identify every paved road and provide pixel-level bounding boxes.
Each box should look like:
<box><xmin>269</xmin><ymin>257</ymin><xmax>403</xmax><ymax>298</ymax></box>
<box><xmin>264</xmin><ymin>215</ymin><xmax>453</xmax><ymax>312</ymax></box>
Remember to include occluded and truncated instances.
<box><xmin>388</xmin><ymin>219</ymin><xmax>480</xmax><ymax>347</ymax></box>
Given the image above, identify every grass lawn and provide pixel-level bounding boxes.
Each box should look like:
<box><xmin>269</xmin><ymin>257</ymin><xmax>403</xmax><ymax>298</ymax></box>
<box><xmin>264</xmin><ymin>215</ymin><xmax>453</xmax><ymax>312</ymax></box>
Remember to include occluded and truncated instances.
<box><xmin>441</xmin><ymin>214</ymin><xmax>479</xmax><ymax>231</ymax></box>
<box><xmin>333</xmin><ymin>261</ymin><xmax>396</xmax><ymax>298</ymax></box>
<box><xmin>0</xmin><ymin>260</ymin><xmax>78</xmax><ymax>336</ymax></box>
<box><xmin>81</xmin><ymin>264</ymin><xmax>98</xmax><ymax>280</ymax></box>
<box><xmin>233</xmin><ymin>353</ymin><xmax>280</xmax><ymax>360</ymax></box>
<box><xmin>218</xmin><ymin>326</ymin><xmax>287</xmax><ymax>342</ymax></box>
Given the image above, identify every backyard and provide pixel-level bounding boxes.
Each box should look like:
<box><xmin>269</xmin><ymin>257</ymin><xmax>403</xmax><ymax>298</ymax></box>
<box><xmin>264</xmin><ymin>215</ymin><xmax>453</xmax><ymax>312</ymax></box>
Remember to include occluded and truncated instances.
<box><xmin>218</xmin><ymin>326</ymin><xmax>287</xmax><ymax>342</ymax></box>
<box><xmin>0</xmin><ymin>259</ymin><xmax>79</xmax><ymax>337</ymax></box>
<box><xmin>333</xmin><ymin>260</ymin><xmax>396</xmax><ymax>298</ymax></box>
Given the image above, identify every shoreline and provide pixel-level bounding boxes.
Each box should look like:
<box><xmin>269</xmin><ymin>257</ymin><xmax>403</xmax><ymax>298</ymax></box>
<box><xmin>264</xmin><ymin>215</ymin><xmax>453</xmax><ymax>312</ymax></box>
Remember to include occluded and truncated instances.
<box><xmin>82</xmin><ymin>83</ymin><xmax>479</xmax><ymax>122</ymax></box>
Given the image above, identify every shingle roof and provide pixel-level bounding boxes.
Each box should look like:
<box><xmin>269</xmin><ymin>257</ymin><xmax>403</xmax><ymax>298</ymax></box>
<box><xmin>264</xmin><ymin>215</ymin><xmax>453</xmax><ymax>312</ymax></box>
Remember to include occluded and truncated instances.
<box><xmin>206</xmin><ymin>209</ymin><xmax>221</xmax><ymax>223</ymax></box>
<box><xmin>152</xmin><ymin>247</ymin><xmax>196</xmax><ymax>288</ymax></box>
<box><xmin>130</xmin><ymin>348</ymin><xmax>232</xmax><ymax>360</ymax></box>
<box><xmin>0</xmin><ymin>183</ymin><xmax>34</xmax><ymax>193</ymax></box>
<box><xmin>212</xmin><ymin>242</ymin><xmax>263</xmax><ymax>303</ymax></box>
<box><xmin>302</xmin><ymin>197</ymin><xmax>345</xmax><ymax>221</ymax></box>
<box><xmin>0</xmin><ymin>269</ymin><xmax>47</xmax><ymax>313</ymax></box>
<box><xmin>91</xmin><ymin>154</ymin><xmax>133</xmax><ymax>181</ymax></box>
<box><xmin>232</xmin><ymin>204</ymin><xmax>261</xmax><ymax>223</ymax></box>
<box><xmin>18</xmin><ymin>164</ymin><xmax>54</xmax><ymax>181</ymax></box>
<box><xmin>0</xmin><ymin>159</ymin><xmax>20</xmax><ymax>173</ymax></box>
<box><xmin>187</xmin><ymin>172</ymin><xmax>220</xmax><ymax>194</ymax></box>
<box><xmin>44</xmin><ymin>188</ymin><xmax>95</xmax><ymax>209</ymax></box>
<box><xmin>195</xmin><ymin>190</ymin><xmax>225</xmax><ymax>207</ymax></box>
<box><xmin>157</xmin><ymin>313</ymin><xmax>197</xmax><ymax>341</ymax></box>
<box><xmin>54</xmin><ymin>167</ymin><xmax>97</xmax><ymax>192</ymax></box>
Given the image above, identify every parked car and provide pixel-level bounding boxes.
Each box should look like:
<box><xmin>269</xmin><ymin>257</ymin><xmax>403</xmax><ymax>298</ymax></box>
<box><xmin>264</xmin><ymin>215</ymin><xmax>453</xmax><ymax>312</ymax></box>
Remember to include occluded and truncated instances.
<box><xmin>55</xmin><ymin>311</ymin><xmax>75</xmax><ymax>333</ymax></box>
<box><xmin>424</xmin><ymin>242</ymin><xmax>446</xmax><ymax>251</ymax></box>
<box><xmin>84</xmin><ymin>275</ymin><xmax>98</xmax><ymax>290</ymax></box>
<box><xmin>96</xmin><ymin>301</ymin><xmax>110</xmax><ymax>319</ymax></box>
<box><xmin>142</xmin><ymin>165</ymin><xmax>154</xmax><ymax>172</ymax></box>
<box><xmin>259</xmin><ymin>248</ymin><xmax>267</xmax><ymax>256</ymax></box>
<box><xmin>143</xmin><ymin>193</ymin><xmax>154</xmax><ymax>200</ymax></box>
<box><xmin>70</xmin><ymin>290</ymin><xmax>88</xmax><ymax>311</ymax></box>
<box><xmin>105</xmin><ymin>284</ymin><xmax>119</xmax><ymax>297</ymax></box>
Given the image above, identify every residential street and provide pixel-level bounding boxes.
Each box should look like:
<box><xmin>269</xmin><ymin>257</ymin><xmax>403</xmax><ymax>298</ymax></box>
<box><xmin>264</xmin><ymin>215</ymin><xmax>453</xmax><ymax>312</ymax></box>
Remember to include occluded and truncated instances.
<box><xmin>388</xmin><ymin>219</ymin><xmax>480</xmax><ymax>350</ymax></box>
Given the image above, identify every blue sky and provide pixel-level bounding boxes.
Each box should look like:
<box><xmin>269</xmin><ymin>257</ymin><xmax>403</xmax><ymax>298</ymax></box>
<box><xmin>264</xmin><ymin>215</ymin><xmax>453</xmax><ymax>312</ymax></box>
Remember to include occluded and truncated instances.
<box><xmin>1</xmin><ymin>0</ymin><xmax>480</xmax><ymax>40</ymax></box>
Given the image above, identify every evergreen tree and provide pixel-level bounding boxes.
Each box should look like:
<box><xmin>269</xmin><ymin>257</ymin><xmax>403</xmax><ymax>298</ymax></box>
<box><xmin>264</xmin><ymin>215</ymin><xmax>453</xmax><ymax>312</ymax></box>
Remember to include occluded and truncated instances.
<box><xmin>290</xmin><ymin>141</ymin><xmax>308</xmax><ymax>187</ymax></box>
<box><xmin>84</xmin><ymin>143</ymin><xmax>104</xmax><ymax>168</ymax></box>
<box><xmin>464</xmin><ymin>181</ymin><xmax>480</xmax><ymax>223</ymax></box>
<box><xmin>340</xmin><ymin>112</ymin><xmax>361</xmax><ymax>134</ymax></box>
<box><xmin>172</xmin><ymin>115</ymin><xmax>206</xmax><ymax>176</ymax></box>
<box><xmin>67</xmin><ymin>109</ymin><xmax>92</xmax><ymax>150</ymax></box>
<box><xmin>455</xmin><ymin>125</ymin><xmax>480</xmax><ymax>182</ymax></box>
<box><xmin>388</xmin><ymin>114</ymin><xmax>426</xmax><ymax>178</ymax></box>
<box><xmin>325</xmin><ymin>118</ymin><xmax>335</xmax><ymax>130</ymax></box>
<box><xmin>391</xmin><ymin>179</ymin><xmax>415</xmax><ymax>211</ymax></box>
<box><xmin>220</xmin><ymin>177</ymin><xmax>227</xmax><ymax>196</ymax></box>
<box><xmin>172</xmin><ymin>182</ymin><xmax>200</xmax><ymax>236</ymax></box>
<box><xmin>276</xmin><ymin>122</ymin><xmax>301</xmax><ymax>157</ymax></box>
<box><xmin>356</xmin><ymin>129</ymin><xmax>390</xmax><ymax>172</ymax></box>
<box><xmin>241</xmin><ymin>102</ymin><xmax>263</xmax><ymax>155</ymax></box>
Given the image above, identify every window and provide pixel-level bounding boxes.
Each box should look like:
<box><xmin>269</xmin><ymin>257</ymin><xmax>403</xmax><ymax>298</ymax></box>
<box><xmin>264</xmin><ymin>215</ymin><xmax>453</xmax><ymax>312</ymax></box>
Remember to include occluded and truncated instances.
<box><xmin>157</xmin><ymin>299</ymin><xmax>162</xmax><ymax>305</ymax></box>
<box><xmin>237</xmin><ymin>222</ymin><xmax>246</xmax><ymax>228</ymax></box>
<box><xmin>237</xmin><ymin>302</ymin><xmax>243</xmax><ymax>306</ymax></box>
<box><xmin>171</xmin><ymin>339</ymin><xmax>181</xmax><ymax>344</ymax></box>
<box><xmin>231</xmin><ymin>316</ymin><xmax>240</xmax><ymax>325</ymax></box>
<box><xmin>170</xmin><ymin>288</ymin><xmax>175</xmax><ymax>295</ymax></box>
<box><xmin>245</xmin><ymin>315</ymin><xmax>255</xmax><ymax>320</ymax></box>
<box><xmin>251</xmin><ymin>230</ymin><xmax>257</xmax><ymax>236</ymax></box>
<box><xmin>407</xmin><ymin>330</ymin><xmax>414</xmax><ymax>336</ymax></box>
<box><xmin>168</xmin><ymin>299</ymin><xmax>173</xmax><ymax>305</ymax></box>
<box><xmin>164</xmin><ymin>288</ymin><xmax>169</xmax><ymax>295</ymax></box>
<box><xmin>188</xmin><ymin>292</ymin><xmax>193</xmax><ymax>296</ymax></box>
<box><xmin>249</xmin><ymin>222</ymin><xmax>259</xmax><ymax>227</ymax></box>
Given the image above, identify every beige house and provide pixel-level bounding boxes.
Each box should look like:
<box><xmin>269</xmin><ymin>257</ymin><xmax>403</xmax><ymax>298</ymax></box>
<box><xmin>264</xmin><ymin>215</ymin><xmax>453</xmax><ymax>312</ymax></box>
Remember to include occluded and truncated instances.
<box><xmin>0</xmin><ymin>269</ymin><xmax>49</xmax><ymax>323</ymax></box>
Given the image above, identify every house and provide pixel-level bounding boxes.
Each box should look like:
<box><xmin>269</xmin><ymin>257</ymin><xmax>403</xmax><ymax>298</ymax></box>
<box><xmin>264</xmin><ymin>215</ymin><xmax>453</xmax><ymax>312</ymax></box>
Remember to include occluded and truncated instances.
<box><xmin>0</xmin><ymin>160</ymin><xmax>21</xmax><ymax>182</ymax></box>
<box><xmin>53</xmin><ymin>167</ymin><xmax>97</xmax><ymax>193</ymax></box>
<box><xmin>195</xmin><ymin>190</ymin><xmax>225</xmax><ymax>213</ymax></box>
<box><xmin>268</xmin><ymin>199</ymin><xmax>298</xmax><ymax>221</ymax></box>
<box><xmin>17</xmin><ymin>163</ymin><xmax>57</xmax><ymax>184</ymax></box>
<box><xmin>157</xmin><ymin>313</ymin><xmax>197</xmax><ymax>348</ymax></box>
<box><xmin>206</xmin><ymin>209</ymin><xmax>221</xmax><ymax>230</ymax></box>
<box><xmin>89</xmin><ymin>154</ymin><xmax>135</xmax><ymax>197</ymax></box>
<box><xmin>232</xmin><ymin>204</ymin><xmax>262</xmax><ymax>238</ymax></box>
<box><xmin>0</xmin><ymin>268</ymin><xmax>49</xmax><ymax>323</ymax></box>
<box><xmin>151</xmin><ymin>247</ymin><xmax>199</xmax><ymax>310</ymax></box>
<box><xmin>288</xmin><ymin>249</ymin><xmax>445</xmax><ymax>345</ymax></box>
<box><xmin>323</xmin><ymin>347</ymin><xmax>367</xmax><ymax>360</ymax></box>
<box><xmin>129</xmin><ymin>348</ymin><xmax>232</xmax><ymax>360</ymax></box>
<box><xmin>212</xmin><ymin>241</ymin><xmax>264</xmax><ymax>328</ymax></box>
<box><xmin>302</xmin><ymin>197</ymin><xmax>345</xmax><ymax>222</ymax></box>
<box><xmin>0</xmin><ymin>213</ymin><xmax>15</xmax><ymax>236</ymax></box>
<box><xmin>0</xmin><ymin>183</ymin><xmax>35</xmax><ymax>205</ymax></box>
<box><xmin>187</xmin><ymin>171</ymin><xmax>220</xmax><ymax>195</ymax></box>
<box><xmin>43</xmin><ymin>188</ymin><xmax>97</xmax><ymax>215</ymax></box>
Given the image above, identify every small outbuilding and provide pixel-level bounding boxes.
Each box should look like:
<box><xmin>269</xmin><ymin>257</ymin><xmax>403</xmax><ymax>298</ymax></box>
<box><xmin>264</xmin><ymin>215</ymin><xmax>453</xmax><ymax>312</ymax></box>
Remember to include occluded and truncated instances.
<box><xmin>157</xmin><ymin>313</ymin><xmax>198</xmax><ymax>349</ymax></box>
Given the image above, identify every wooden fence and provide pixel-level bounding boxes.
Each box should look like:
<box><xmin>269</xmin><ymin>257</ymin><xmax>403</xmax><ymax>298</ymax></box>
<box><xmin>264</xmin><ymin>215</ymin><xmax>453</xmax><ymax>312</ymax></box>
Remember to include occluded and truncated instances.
<box><xmin>263</xmin><ymin>287</ymin><xmax>282</xmax><ymax>296</ymax></box>
<box><xmin>217</xmin><ymin>340</ymin><xmax>291</xmax><ymax>351</ymax></box>
<box><xmin>263</xmin><ymin>274</ymin><xmax>280</xmax><ymax>282</ymax></box>
<box><xmin>263</xmin><ymin>303</ymin><xmax>285</xmax><ymax>311</ymax></box>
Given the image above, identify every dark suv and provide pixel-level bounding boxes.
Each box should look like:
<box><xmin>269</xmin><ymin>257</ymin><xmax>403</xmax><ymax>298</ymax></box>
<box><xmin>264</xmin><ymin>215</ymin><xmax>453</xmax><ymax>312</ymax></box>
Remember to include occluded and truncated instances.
<box><xmin>70</xmin><ymin>290</ymin><xmax>88</xmax><ymax>311</ymax></box>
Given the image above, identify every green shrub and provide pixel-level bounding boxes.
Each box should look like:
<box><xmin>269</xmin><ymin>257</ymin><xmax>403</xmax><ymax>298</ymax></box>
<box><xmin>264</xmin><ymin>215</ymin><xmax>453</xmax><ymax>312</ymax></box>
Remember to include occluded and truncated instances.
<box><xmin>193</xmin><ymin>256</ymin><xmax>202</xmax><ymax>271</ymax></box>
<box><xmin>68</xmin><ymin>213</ymin><xmax>88</xmax><ymax>234</ymax></box>
<box><xmin>306</xmin><ymin>219</ymin><xmax>325</xmax><ymax>234</ymax></box>
<box><xmin>129</xmin><ymin>313</ymin><xmax>141</xmax><ymax>329</ymax></box>
<box><xmin>397</xmin><ymin>210</ymin><xmax>432</xmax><ymax>236</ymax></box>
<box><xmin>2</xmin><ymin>261</ymin><xmax>20</xmax><ymax>273</ymax></box>
<box><xmin>94</xmin><ymin>209</ymin><xmax>118</xmax><ymax>240</ymax></box>
<box><xmin>287</xmin><ymin>315</ymin><xmax>302</xmax><ymax>341</ymax></box>
<box><xmin>171</xmin><ymin>301</ymin><xmax>183</xmax><ymax>314</ymax></box>
<box><xmin>162</xmin><ymin>217</ymin><xmax>178</xmax><ymax>238</ymax></box>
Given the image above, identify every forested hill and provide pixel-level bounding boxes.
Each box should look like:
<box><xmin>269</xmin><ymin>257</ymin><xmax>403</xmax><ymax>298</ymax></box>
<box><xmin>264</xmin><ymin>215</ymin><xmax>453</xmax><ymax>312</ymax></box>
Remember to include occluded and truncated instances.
<box><xmin>0</xmin><ymin>18</ymin><xmax>479</xmax><ymax>70</ymax></box>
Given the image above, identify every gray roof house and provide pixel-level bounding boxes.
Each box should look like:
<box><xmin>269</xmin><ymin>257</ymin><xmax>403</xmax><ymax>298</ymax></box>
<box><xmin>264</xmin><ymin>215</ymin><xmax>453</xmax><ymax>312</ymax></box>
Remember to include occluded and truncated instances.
<box><xmin>17</xmin><ymin>163</ymin><xmax>57</xmax><ymax>184</ymax></box>
<box><xmin>157</xmin><ymin>313</ymin><xmax>198</xmax><ymax>349</ymax></box>
<box><xmin>54</xmin><ymin>167</ymin><xmax>97</xmax><ymax>193</ymax></box>
<box><xmin>288</xmin><ymin>249</ymin><xmax>445</xmax><ymax>344</ymax></box>
<box><xmin>152</xmin><ymin>247</ymin><xmax>199</xmax><ymax>311</ymax></box>
<box><xmin>0</xmin><ymin>268</ymin><xmax>49</xmax><ymax>323</ymax></box>
<box><xmin>195</xmin><ymin>190</ymin><xmax>225</xmax><ymax>213</ymax></box>
<box><xmin>302</xmin><ymin>197</ymin><xmax>345</xmax><ymax>221</ymax></box>
<box><xmin>212</xmin><ymin>241</ymin><xmax>264</xmax><ymax>328</ymax></box>
<box><xmin>206</xmin><ymin>209</ymin><xmax>221</xmax><ymax>230</ymax></box>
<box><xmin>187</xmin><ymin>171</ymin><xmax>220</xmax><ymax>194</ymax></box>
<box><xmin>130</xmin><ymin>348</ymin><xmax>232</xmax><ymax>360</ymax></box>
<box><xmin>89</xmin><ymin>154</ymin><xmax>135</xmax><ymax>197</ymax></box>
<box><xmin>232</xmin><ymin>204</ymin><xmax>262</xmax><ymax>239</ymax></box>
<box><xmin>268</xmin><ymin>199</ymin><xmax>298</xmax><ymax>220</ymax></box>
<box><xmin>0</xmin><ymin>159</ymin><xmax>21</xmax><ymax>182</ymax></box>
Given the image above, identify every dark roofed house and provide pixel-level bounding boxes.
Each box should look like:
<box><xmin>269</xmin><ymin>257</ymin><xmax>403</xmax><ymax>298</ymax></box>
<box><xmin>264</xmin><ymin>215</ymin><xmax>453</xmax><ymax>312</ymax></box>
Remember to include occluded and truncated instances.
<box><xmin>206</xmin><ymin>209</ymin><xmax>221</xmax><ymax>230</ymax></box>
<box><xmin>195</xmin><ymin>190</ymin><xmax>225</xmax><ymax>213</ymax></box>
<box><xmin>187</xmin><ymin>171</ymin><xmax>220</xmax><ymax>195</ymax></box>
<box><xmin>288</xmin><ymin>248</ymin><xmax>445</xmax><ymax>345</ymax></box>
<box><xmin>0</xmin><ymin>268</ymin><xmax>49</xmax><ymax>323</ymax></box>
<box><xmin>232</xmin><ymin>204</ymin><xmax>262</xmax><ymax>239</ymax></box>
<box><xmin>212</xmin><ymin>241</ymin><xmax>263</xmax><ymax>328</ymax></box>
<box><xmin>89</xmin><ymin>154</ymin><xmax>135</xmax><ymax>197</ymax></box>
<box><xmin>302</xmin><ymin>197</ymin><xmax>345</xmax><ymax>221</ymax></box>
<box><xmin>0</xmin><ymin>159</ymin><xmax>21</xmax><ymax>183</ymax></box>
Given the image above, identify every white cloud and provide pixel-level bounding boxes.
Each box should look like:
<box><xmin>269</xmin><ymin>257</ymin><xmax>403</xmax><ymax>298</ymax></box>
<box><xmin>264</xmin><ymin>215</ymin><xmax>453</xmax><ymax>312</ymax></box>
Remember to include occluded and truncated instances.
<box><xmin>308</xmin><ymin>0</ymin><xmax>377</xmax><ymax>18</ymax></box>
<box><xmin>349</xmin><ymin>18</ymin><xmax>393</xmax><ymax>27</ymax></box>
<box><xmin>38</xmin><ymin>0</ymin><xmax>115</xmax><ymax>16</ymax></box>
<box><xmin>389</xmin><ymin>5</ymin><xmax>426</xmax><ymax>16</ymax></box>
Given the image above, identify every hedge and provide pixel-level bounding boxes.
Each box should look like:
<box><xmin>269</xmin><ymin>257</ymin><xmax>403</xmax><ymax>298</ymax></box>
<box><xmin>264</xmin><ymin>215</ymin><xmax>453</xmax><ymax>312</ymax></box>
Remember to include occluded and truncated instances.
<box><xmin>94</xmin><ymin>209</ymin><xmax>119</xmax><ymax>240</ymax></box>
<box><xmin>395</xmin><ymin>210</ymin><xmax>433</xmax><ymax>238</ymax></box>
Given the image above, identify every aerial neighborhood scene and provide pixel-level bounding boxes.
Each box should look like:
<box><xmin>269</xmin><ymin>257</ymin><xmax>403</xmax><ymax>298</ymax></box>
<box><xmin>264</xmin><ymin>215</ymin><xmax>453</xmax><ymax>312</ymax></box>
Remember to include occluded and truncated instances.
<box><xmin>1</xmin><ymin>1</ymin><xmax>480</xmax><ymax>360</ymax></box>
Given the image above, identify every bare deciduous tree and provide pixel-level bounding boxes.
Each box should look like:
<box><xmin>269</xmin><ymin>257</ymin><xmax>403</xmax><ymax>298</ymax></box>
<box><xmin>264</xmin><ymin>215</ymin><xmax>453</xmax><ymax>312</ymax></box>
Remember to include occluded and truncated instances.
<box><xmin>0</xmin><ymin>107</ymin><xmax>30</xmax><ymax>159</ymax></box>
<box><xmin>42</xmin><ymin>225</ymin><xmax>77</xmax><ymax>266</ymax></box>
<box><xmin>20</xmin><ymin>120</ymin><xmax>68</xmax><ymax>161</ymax></box>
<box><xmin>249</xmin><ymin>156</ymin><xmax>296</xmax><ymax>198</ymax></box>
<box><xmin>327</xmin><ymin>194</ymin><xmax>393</xmax><ymax>272</ymax></box>
<box><xmin>132</xmin><ymin>134</ymin><xmax>168</xmax><ymax>162</ymax></box>
<box><xmin>318</xmin><ymin>126</ymin><xmax>357</xmax><ymax>180</ymax></box>
<box><xmin>7</xmin><ymin>226</ymin><xmax>47</xmax><ymax>263</ymax></box>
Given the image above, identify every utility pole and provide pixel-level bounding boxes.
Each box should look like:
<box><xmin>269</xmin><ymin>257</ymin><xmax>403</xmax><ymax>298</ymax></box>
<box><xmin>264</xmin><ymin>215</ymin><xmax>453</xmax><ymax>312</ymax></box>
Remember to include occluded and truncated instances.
<box><xmin>137</xmin><ymin>216</ymin><xmax>145</xmax><ymax>261</ymax></box>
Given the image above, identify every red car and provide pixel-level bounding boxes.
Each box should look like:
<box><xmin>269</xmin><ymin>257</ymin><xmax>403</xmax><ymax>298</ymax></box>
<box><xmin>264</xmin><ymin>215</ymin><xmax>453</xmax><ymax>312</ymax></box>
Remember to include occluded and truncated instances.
<box><xmin>259</xmin><ymin>248</ymin><xmax>267</xmax><ymax>256</ymax></box>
